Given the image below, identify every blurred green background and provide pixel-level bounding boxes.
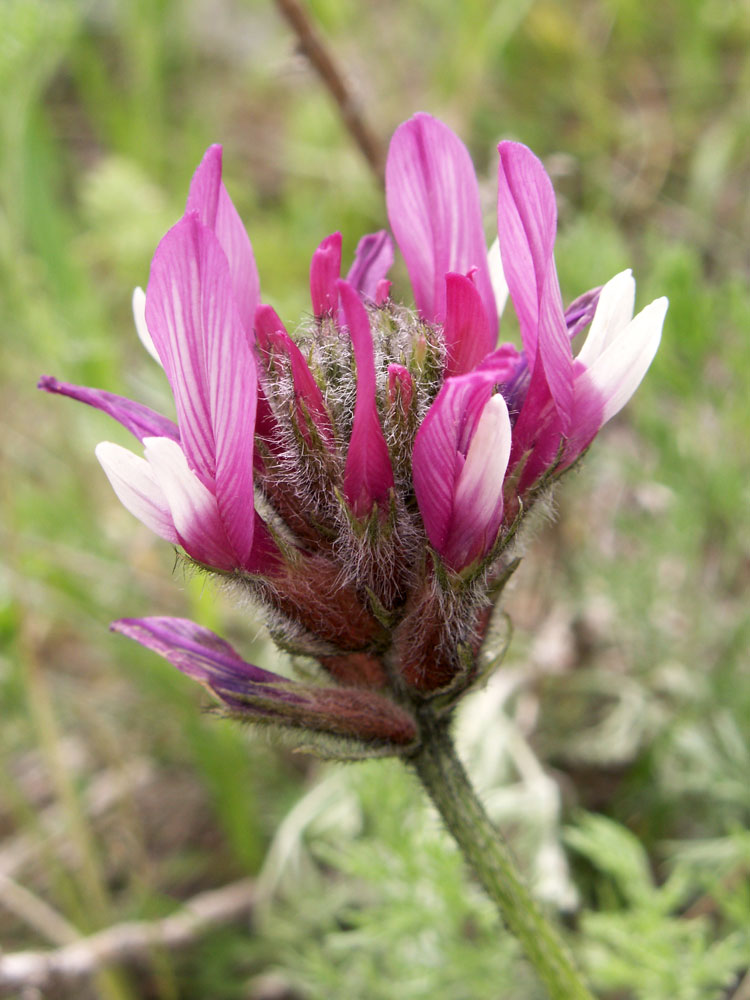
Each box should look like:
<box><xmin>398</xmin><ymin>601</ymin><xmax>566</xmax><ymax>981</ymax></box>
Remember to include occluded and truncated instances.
<box><xmin>2</xmin><ymin>0</ymin><xmax>750</xmax><ymax>997</ymax></box>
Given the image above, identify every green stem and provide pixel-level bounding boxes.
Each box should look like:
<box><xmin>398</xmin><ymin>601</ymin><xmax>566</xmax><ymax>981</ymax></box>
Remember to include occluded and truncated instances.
<box><xmin>410</xmin><ymin>711</ymin><xmax>595</xmax><ymax>1000</ymax></box>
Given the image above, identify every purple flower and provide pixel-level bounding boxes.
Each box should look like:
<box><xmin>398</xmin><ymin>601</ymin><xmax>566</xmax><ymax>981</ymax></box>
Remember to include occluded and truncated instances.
<box><xmin>112</xmin><ymin>617</ymin><xmax>416</xmax><ymax>746</ymax></box>
<box><xmin>41</xmin><ymin>114</ymin><xmax>666</xmax><ymax>738</ymax></box>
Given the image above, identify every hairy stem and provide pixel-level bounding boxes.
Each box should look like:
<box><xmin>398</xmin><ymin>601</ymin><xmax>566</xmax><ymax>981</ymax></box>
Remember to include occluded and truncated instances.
<box><xmin>411</xmin><ymin>711</ymin><xmax>595</xmax><ymax>1000</ymax></box>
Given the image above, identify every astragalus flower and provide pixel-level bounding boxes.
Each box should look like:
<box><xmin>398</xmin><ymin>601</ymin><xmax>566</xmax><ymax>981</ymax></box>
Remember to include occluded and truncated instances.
<box><xmin>40</xmin><ymin>113</ymin><xmax>667</xmax><ymax>756</ymax></box>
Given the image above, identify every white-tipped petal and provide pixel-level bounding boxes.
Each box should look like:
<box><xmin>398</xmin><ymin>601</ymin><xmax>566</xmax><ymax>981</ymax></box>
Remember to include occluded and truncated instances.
<box><xmin>132</xmin><ymin>287</ymin><xmax>162</xmax><ymax>366</ymax></box>
<box><xmin>444</xmin><ymin>393</ymin><xmax>512</xmax><ymax>569</ymax></box>
<box><xmin>95</xmin><ymin>441</ymin><xmax>177</xmax><ymax>543</ymax></box>
<box><xmin>577</xmin><ymin>269</ymin><xmax>635</xmax><ymax>367</ymax></box>
<box><xmin>487</xmin><ymin>237</ymin><xmax>509</xmax><ymax>319</ymax></box>
<box><xmin>588</xmin><ymin>297</ymin><xmax>668</xmax><ymax>425</ymax></box>
<box><xmin>142</xmin><ymin>437</ymin><xmax>233</xmax><ymax>569</ymax></box>
<box><xmin>454</xmin><ymin>393</ymin><xmax>512</xmax><ymax>518</ymax></box>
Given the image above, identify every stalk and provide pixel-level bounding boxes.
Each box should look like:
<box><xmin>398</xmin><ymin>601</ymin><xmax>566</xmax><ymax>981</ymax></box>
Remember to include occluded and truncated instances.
<box><xmin>410</xmin><ymin>710</ymin><xmax>595</xmax><ymax>1000</ymax></box>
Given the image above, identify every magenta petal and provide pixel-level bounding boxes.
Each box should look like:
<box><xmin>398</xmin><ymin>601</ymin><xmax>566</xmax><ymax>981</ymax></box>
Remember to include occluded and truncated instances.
<box><xmin>145</xmin><ymin>213</ymin><xmax>257</xmax><ymax>564</ymax></box>
<box><xmin>255</xmin><ymin>304</ymin><xmax>334</xmax><ymax>446</ymax></box>
<box><xmin>38</xmin><ymin>376</ymin><xmax>179</xmax><ymax>443</ymax></box>
<box><xmin>142</xmin><ymin>437</ymin><xmax>237</xmax><ymax>570</ymax></box>
<box><xmin>338</xmin><ymin>280</ymin><xmax>394</xmax><ymax>516</ymax></box>
<box><xmin>497</xmin><ymin>141</ymin><xmax>573</xmax><ymax>429</ymax></box>
<box><xmin>443</xmin><ymin>272</ymin><xmax>494</xmax><ymax>377</ymax></box>
<box><xmin>198</xmin><ymin>236</ymin><xmax>258</xmax><ymax>565</ymax></box>
<box><xmin>146</xmin><ymin>217</ymin><xmax>220</xmax><ymax>482</ymax></box>
<box><xmin>375</xmin><ymin>279</ymin><xmax>391</xmax><ymax>306</ymax></box>
<box><xmin>386</xmin><ymin>113</ymin><xmax>496</xmax><ymax>340</ymax></box>
<box><xmin>442</xmin><ymin>394</ymin><xmax>511</xmax><ymax>569</ymax></box>
<box><xmin>346</xmin><ymin>230</ymin><xmax>394</xmax><ymax>300</ymax></box>
<box><xmin>111</xmin><ymin>617</ymin><xmax>417</xmax><ymax>744</ymax></box>
<box><xmin>507</xmin><ymin>363</ymin><xmax>563</xmax><ymax>492</ymax></box>
<box><xmin>186</xmin><ymin>145</ymin><xmax>260</xmax><ymax>332</ymax></box>
<box><xmin>111</xmin><ymin>617</ymin><xmax>293</xmax><ymax>689</ymax></box>
<box><xmin>186</xmin><ymin>145</ymin><xmax>223</xmax><ymax>227</ymax></box>
<box><xmin>387</xmin><ymin>363</ymin><xmax>414</xmax><ymax>410</ymax></box>
<box><xmin>244</xmin><ymin>512</ymin><xmax>282</xmax><ymax>575</ymax></box>
<box><xmin>475</xmin><ymin>342</ymin><xmax>523</xmax><ymax>382</ymax></box>
<box><xmin>565</xmin><ymin>285</ymin><xmax>602</xmax><ymax>339</ymax></box>
<box><xmin>310</xmin><ymin>232</ymin><xmax>342</xmax><ymax>317</ymax></box>
<box><xmin>412</xmin><ymin>369</ymin><xmax>502</xmax><ymax>559</ymax></box>
<box><xmin>496</xmin><ymin>141</ymin><xmax>556</xmax><ymax>359</ymax></box>
<box><xmin>562</xmin><ymin>359</ymin><xmax>606</xmax><ymax>467</ymax></box>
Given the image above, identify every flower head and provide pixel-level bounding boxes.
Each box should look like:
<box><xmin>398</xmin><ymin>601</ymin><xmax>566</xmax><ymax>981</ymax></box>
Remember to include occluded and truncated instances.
<box><xmin>40</xmin><ymin>115</ymin><xmax>666</xmax><ymax>755</ymax></box>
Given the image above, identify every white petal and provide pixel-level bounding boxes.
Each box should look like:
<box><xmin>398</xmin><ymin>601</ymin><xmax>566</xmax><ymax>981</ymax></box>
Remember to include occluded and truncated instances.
<box><xmin>577</xmin><ymin>269</ymin><xmax>635</xmax><ymax>367</ymax></box>
<box><xmin>487</xmin><ymin>237</ymin><xmax>509</xmax><ymax>319</ymax></box>
<box><xmin>132</xmin><ymin>286</ymin><xmax>163</xmax><ymax>367</ymax></box>
<box><xmin>588</xmin><ymin>297</ymin><xmax>668</xmax><ymax>424</ymax></box>
<box><xmin>142</xmin><ymin>437</ymin><xmax>232</xmax><ymax>568</ymax></box>
<box><xmin>454</xmin><ymin>393</ymin><xmax>512</xmax><ymax>522</ymax></box>
<box><xmin>95</xmin><ymin>441</ymin><xmax>177</xmax><ymax>543</ymax></box>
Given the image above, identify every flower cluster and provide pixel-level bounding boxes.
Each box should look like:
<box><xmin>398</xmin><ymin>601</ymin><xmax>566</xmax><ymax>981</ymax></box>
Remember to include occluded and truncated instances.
<box><xmin>41</xmin><ymin>114</ymin><xmax>666</xmax><ymax>756</ymax></box>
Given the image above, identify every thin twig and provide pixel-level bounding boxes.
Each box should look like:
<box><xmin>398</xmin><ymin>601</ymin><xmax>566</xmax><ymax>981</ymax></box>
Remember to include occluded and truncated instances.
<box><xmin>274</xmin><ymin>0</ymin><xmax>386</xmax><ymax>185</ymax></box>
<box><xmin>0</xmin><ymin>878</ymin><xmax>257</xmax><ymax>993</ymax></box>
<box><xmin>730</xmin><ymin>968</ymin><xmax>750</xmax><ymax>1000</ymax></box>
<box><xmin>0</xmin><ymin>874</ymin><xmax>79</xmax><ymax>947</ymax></box>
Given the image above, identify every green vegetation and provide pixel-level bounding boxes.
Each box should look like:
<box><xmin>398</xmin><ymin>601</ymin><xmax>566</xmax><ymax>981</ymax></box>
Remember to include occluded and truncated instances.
<box><xmin>2</xmin><ymin>0</ymin><xmax>749</xmax><ymax>996</ymax></box>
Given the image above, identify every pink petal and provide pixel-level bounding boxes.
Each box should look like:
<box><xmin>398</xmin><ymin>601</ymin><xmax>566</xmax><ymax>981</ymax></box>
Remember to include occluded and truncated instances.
<box><xmin>145</xmin><ymin>218</ymin><xmax>219</xmax><ymax>481</ymax></box>
<box><xmin>186</xmin><ymin>145</ymin><xmax>223</xmax><ymax>228</ymax></box>
<box><xmin>255</xmin><ymin>304</ymin><xmax>334</xmax><ymax>446</ymax></box>
<box><xmin>387</xmin><ymin>364</ymin><xmax>414</xmax><ymax>410</ymax></box>
<box><xmin>443</xmin><ymin>272</ymin><xmax>493</xmax><ymax>377</ymax></box>
<box><xmin>561</xmin><ymin>360</ymin><xmax>605</xmax><ymax>468</ymax></box>
<box><xmin>143</xmin><ymin>437</ymin><xmax>236</xmax><ymax>570</ymax></box>
<box><xmin>346</xmin><ymin>230</ymin><xmax>394</xmax><ymax>300</ymax></box>
<box><xmin>507</xmin><ymin>362</ymin><xmax>565</xmax><ymax>491</ymax></box>
<box><xmin>412</xmin><ymin>369</ymin><xmax>502</xmax><ymax>556</ymax></box>
<box><xmin>386</xmin><ymin>113</ymin><xmax>496</xmax><ymax>339</ymax></box>
<box><xmin>375</xmin><ymin>279</ymin><xmax>392</xmax><ymax>306</ymax></box>
<box><xmin>475</xmin><ymin>342</ymin><xmax>523</xmax><ymax>382</ymax></box>
<box><xmin>38</xmin><ymin>376</ymin><xmax>179</xmax><ymax>444</ymax></box>
<box><xmin>338</xmin><ymin>280</ymin><xmax>394</xmax><ymax>516</ymax></box>
<box><xmin>198</xmin><ymin>231</ymin><xmax>258</xmax><ymax>564</ymax></box>
<box><xmin>95</xmin><ymin>441</ymin><xmax>177</xmax><ymax>544</ymax></box>
<box><xmin>186</xmin><ymin>145</ymin><xmax>261</xmax><ymax>331</ymax></box>
<box><xmin>310</xmin><ymin>232</ymin><xmax>342</xmax><ymax>317</ymax></box>
<box><xmin>145</xmin><ymin>213</ymin><xmax>257</xmax><ymax>564</ymax></box>
<box><xmin>244</xmin><ymin>513</ymin><xmax>282</xmax><ymax>575</ymax></box>
<box><xmin>444</xmin><ymin>393</ymin><xmax>511</xmax><ymax>569</ymax></box>
<box><xmin>497</xmin><ymin>141</ymin><xmax>573</xmax><ymax>428</ymax></box>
